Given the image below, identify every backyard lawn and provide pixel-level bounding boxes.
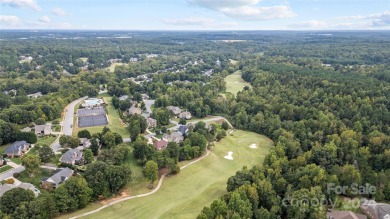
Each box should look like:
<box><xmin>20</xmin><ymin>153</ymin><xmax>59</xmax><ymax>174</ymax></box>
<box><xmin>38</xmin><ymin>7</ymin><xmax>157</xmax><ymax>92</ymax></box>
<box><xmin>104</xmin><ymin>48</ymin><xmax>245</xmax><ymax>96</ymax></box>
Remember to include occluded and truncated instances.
<box><xmin>36</xmin><ymin>135</ymin><xmax>57</xmax><ymax>146</ymax></box>
<box><xmin>65</xmin><ymin>130</ymin><xmax>273</xmax><ymax>219</ymax></box>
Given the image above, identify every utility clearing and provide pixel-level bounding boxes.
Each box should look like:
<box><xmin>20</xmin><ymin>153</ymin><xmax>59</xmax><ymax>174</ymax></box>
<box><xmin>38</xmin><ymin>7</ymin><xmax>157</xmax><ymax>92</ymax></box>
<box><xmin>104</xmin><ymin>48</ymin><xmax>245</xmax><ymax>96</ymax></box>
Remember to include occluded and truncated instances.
<box><xmin>224</xmin><ymin>70</ymin><xmax>251</xmax><ymax>96</ymax></box>
<box><xmin>76</xmin><ymin>130</ymin><xmax>273</xmax><ymax>219</ymax></box>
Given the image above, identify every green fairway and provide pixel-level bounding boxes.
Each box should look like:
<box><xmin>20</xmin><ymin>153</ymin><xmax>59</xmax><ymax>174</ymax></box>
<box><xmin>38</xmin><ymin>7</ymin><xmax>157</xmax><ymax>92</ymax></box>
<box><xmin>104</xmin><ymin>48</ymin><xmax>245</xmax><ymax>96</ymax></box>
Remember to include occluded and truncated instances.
<box><xmin>78</xmin><ymin>130</ymin><xmax>273</xmax><ymax>219</ymax></box>
<box><xmin>74</xmin><ymin>95</ymin><xmax>129</xmax><ymax>138</ymax></box>
<box><xmin>224</xmin><ymin>70</ymin><xmax>251</xmax><ymax>95</ymax></box>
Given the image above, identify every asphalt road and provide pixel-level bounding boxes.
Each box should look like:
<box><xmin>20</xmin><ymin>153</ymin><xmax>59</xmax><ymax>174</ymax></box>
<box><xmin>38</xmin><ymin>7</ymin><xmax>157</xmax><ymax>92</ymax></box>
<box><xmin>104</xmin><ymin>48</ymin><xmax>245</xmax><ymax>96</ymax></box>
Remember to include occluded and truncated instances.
<box><xmin>52</xmin><ymin>96</ymin><xmax>88</xmax><ymax>152</ymax></box>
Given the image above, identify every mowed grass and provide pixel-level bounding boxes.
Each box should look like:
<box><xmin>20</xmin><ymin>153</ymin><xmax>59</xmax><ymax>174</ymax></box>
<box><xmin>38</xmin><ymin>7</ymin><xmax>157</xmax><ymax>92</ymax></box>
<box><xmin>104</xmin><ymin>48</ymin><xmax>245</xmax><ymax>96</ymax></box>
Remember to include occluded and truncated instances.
<box><xmin>79</xmin><ymin>130</ymin><xmax>273</xmax><ymax>219</ymax></box>
<box><xmin>106</xmin><ymin>63</ymin><xmax>128</xmax><ymax>73</ymax></box>
<box><xmin>74</xmin><ymin>95</ymin><xmax>129</xmax><ymax>138</ymax></box>
<box><xmin>36</xmin><ymin>135</ymin><xmax>57</xmax><ymax>146</ymax></box>
<box><xmin>224</xmin><ymin>70</ymin><xmax>251</xmax><ymax>95</ymax></box>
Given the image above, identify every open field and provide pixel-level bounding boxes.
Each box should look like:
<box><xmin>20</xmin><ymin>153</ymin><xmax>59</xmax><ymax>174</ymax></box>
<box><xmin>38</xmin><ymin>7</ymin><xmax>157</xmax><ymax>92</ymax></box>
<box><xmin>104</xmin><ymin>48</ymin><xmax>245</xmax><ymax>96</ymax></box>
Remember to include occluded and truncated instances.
<box><xmin>224</xmin><ymin>70</ymin><xmax>251</xmax><ymax>95</ymax></box>
<box><xmin>106</xmin><ymin>63</ymin><xmax>127</xmax><ymax>73</ymax></box>
<box><xmin>73</xmin><ymin>95</ymin><xmax>129</xmax><ymax>138</ymax></box>
<box><xmin>75</xmin><ymin>130</ymin><xmax>273</xmax><ymax>219</ymax></box>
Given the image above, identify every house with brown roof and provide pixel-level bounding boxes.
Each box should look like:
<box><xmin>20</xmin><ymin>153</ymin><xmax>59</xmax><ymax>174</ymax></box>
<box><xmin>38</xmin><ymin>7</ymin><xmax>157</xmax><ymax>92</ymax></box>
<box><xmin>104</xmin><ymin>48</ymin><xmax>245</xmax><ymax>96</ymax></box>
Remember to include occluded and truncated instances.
<box><xmin>153</xmin><ymin>140</ymin><xmax>168</xmax><ymax>150</ymax></box>
<box><xmin>327</xmin><ymin>210</ymin><xmax>367</xmax><ymax>219</ymax></box>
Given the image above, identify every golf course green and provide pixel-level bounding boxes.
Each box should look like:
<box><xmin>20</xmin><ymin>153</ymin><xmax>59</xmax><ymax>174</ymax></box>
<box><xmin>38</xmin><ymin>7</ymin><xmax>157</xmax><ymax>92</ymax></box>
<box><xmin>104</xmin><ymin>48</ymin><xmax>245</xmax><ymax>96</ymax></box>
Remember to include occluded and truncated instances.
<box><xmin>78</xmin><ymin>130</ymin><xmax>273</xmax><ymax>219</ymax></box>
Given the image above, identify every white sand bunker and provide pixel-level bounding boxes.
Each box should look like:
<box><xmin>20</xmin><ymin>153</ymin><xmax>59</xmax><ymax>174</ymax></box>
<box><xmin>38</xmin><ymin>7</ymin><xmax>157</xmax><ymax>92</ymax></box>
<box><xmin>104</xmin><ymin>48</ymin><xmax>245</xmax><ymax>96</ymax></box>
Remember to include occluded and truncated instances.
<box><xmin>224</xmin><ymin>151</ymin><xmax>234</xmax><ymax>160</ymax></box>
<box><xmin>250</xmin><ymin>143</ymin><xmax>258</xmax><ymax>149</ymax></box>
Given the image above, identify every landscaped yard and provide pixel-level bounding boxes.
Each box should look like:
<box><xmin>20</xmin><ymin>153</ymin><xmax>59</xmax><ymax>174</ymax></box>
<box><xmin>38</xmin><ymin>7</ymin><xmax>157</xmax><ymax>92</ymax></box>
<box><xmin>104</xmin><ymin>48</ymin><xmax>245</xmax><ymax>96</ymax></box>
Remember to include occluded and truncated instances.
<box><xmin>224</xmin><ymin>70</ymin><xmax>251</xmax><ymax>96</ymax></box>
<box><xmin>65</xmin><ymin>130</ymin><xmax>273</xmax><ymax>219</ymax></box>
<box><xmin>73</xmin><ymin>94</ymin><xmax>129</xmax><ymax>138</ymax></box>
<box><xmin>18</xmin><ymin>168</ymin><xmax>54</xmax><ymax>188</ymax></box>
<box><xmin>0</xmin><ymin>165</ymin><xmax>12</xmax><ymax>173</ymax></box>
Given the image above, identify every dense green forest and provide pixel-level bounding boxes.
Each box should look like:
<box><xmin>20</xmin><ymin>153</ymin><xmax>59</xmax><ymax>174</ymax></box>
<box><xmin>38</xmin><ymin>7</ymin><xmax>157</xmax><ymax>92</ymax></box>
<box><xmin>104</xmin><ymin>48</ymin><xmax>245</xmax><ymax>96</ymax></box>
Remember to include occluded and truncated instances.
<box><xmin>0</xmin><ymin>30</ymin><xmax>389</xmax><ymax>218</ymax></box>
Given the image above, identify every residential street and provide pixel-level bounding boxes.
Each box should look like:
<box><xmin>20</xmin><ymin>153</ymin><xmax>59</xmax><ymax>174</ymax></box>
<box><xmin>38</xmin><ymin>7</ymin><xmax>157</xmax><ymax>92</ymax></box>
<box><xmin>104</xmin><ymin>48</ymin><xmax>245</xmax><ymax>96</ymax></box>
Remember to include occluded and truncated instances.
<box><xmin>52</xmin><ymin>96</ymin><xmax>88</xmax><ymax>152</ymax></box>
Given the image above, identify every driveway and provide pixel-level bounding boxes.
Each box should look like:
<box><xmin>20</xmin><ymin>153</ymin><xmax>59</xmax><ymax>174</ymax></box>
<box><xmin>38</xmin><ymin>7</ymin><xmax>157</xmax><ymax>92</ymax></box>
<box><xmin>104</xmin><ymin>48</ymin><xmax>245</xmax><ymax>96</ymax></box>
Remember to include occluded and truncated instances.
<box><xmin>0</xmin><ymin>166</ymin><xmax>25</xmax><ymax>181</ymax></box>
<box><xmin>144</xmin><ymin>99</ymin><xmax>155</xmax><ymax>114</ymax></box>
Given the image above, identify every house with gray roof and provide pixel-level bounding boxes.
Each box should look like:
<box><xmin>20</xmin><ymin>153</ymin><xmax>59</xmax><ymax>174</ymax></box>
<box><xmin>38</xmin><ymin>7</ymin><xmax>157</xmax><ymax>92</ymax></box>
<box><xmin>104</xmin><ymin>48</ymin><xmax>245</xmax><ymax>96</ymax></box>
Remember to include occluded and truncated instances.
<box><xmin>327</xmin><ymin>210</ymin><xmax>367</xmax><ymax>219</ymax></box>
<box><xmin>163</xmin><ymin>132</ymin><xmax>184</xmax><ymax>144</ymax></box>
<box><xmin>4</xmin><ymin>141</ymin><xmax>30</xmax><ymax>157</ymax></box>
<box><xmin>178</xmin><ymin>125</ymin><xmax>189</xmax><ymax>136</ymax></box>
<box><xmin>179</xmin><ymin>111</ymin><xmax>192</xmax><ymax>120</ymax></box>
<box><xmin>35</xmin><ymin>124</ymin><xmax>52</xmax><ymax>136</ymax></box>
<box><xmin>27</xmin><ymin>92</ymin><xmax>43</xmax><ymax>98</ymax></box>
<box><xmin>147</xmin><ymin>117</ymin><xmax>157</xmax><ymax>128</ymax></box>
<box><xmin>60</xmin><ymin>149</ymin><xmax>83</xmax><ymax>165</ymax></box>
<box><xmin>128</xmin><ymin>106</ymin><xmax>142</xmax><ymax>115</ymax></box>
<box><xmin>119</xmin><ymin>95</ymin><xmax>129</xmax><ymax>101</ymax></box>
<box><xmin>21</xmin><ymin>127</ymin><xmax>32</xmax><ymax>132</ymax></box>
<box><xmin>41</xmin><ymin>168</ymin><xmax>74</xmax><ymax>188</ymax></box>
<box><xmin>360</xmin><ymin>199</ymin><xmax>390</xmax><ymax>219</ymax></box>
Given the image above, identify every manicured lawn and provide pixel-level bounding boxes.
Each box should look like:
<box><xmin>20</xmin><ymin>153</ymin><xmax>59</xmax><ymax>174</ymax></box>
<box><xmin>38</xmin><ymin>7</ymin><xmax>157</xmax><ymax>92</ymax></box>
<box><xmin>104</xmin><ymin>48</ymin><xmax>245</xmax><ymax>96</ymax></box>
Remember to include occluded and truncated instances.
<box><xmin>224</xmin><ymin>70</ymin><xmax>251</xmax><ymax>96</ymax></box>
<box><xmin>0</xmin><ymin>165</ymin><xmax>12</xmax><ymax>173</ymax></box>
<box><xmin>36</xmin><ymin>135</ymin><xmax>57</xmax><ymax>146</ymax></box>
<box><xmin>75</xmin><ymin>130</ymin><xmax>273</xmax><ymax>219</ymax></box>
<box><xmin>0</xmin><ymin>144</ymin><xmax>9</xmax><ymax>155</ymax></box>
<box><xmin>10</xmin><ymin>157</ymin><xmax>22</xmax><ymax>164</ymax></box>
<box><xmin>73</xmin><ymin>95</ymin><xmax>129</xmax><ymax>138</ymax></box>
<box><xmin>18</xmin><ymin>168</ymin><xmax>54</xmax><ymax>188</ymax></box>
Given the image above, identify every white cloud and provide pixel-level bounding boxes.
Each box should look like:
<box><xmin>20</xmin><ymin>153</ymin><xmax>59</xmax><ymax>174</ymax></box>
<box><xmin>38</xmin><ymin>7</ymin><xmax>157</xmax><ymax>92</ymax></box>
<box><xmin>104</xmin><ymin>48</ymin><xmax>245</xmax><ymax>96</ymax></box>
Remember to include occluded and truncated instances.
<box><xmin>163</xmin><ymin>17</ymin><xmax>238</xmax><ymax>29</ymax></box>
<box><xmin>52</xmin><ymin>7</ymin><xmax>68</xmax><ymax>16</ymax></box>
<box><xmin>338</xmin><ymin>11</ymin><xmax>390</xmax><ymax>27</ymax></box>
<box><xmin>0</xmin><ymin>15</ymin><xmax>21</xmax><ymax>26</ymax></box>
<box><xmin>0</xmin><ymin>0</ymin><xmax>40</xmax><ymax>11</ymax></box>
<box><xmin>188</xmin><ymin>0</ymin><xmax>296</xmax><ymax>21</ymax></box>
<box><xmin>221</xmin><ymin>5</ymin><xmax>296</xmax><ymax>20</ymax></box>
<box><xmin>38</xmin><ymin>15</ymin><xmax>50</xmax><ymax>23</ymax></box>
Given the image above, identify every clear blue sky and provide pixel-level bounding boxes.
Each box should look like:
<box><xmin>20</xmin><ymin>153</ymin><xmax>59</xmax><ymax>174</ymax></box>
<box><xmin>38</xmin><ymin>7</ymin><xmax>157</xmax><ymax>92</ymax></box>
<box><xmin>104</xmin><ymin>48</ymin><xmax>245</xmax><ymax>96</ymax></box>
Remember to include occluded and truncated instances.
<box><xmin>0</xmin><ymin>0</ymin><xmax>389</xmax><ymax>30</ymax></box>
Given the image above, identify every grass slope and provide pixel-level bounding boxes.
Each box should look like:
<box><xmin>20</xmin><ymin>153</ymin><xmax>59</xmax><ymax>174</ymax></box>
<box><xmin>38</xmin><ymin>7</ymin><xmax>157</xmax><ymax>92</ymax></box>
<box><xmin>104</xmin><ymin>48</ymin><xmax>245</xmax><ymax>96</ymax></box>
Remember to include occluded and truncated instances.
<box><xmin>106</xmin><ymin>63</ymin><xmax>128</xmax><ymax>73</ymax></box>
<box><xmin>80</xmin><ymin>130</ymin><xmax>273</xmax><ymax>219</ymax></box>
<box><xmin>224</xmin><ymin>70</ymin><xmax>251</xmax><ymax>95</ymax></box>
